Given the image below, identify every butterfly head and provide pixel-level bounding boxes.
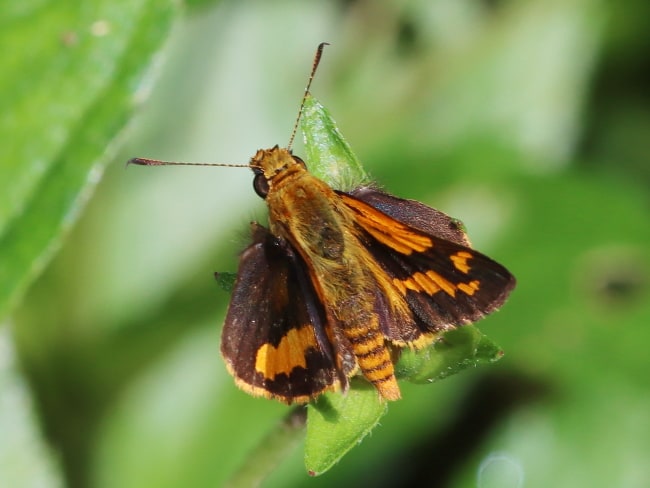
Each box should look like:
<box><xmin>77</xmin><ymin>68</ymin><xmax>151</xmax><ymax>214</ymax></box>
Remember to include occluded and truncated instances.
<box><xmin>249</xmin><ymin>145</ymin><xmax>307</xmax><ymax>198</ymax></box>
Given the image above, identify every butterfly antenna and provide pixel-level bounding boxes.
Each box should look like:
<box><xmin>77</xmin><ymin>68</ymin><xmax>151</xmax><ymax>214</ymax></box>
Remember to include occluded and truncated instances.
<box><xmin>126</xmin><ymin>158</ymin><xmax>248</xmax><ymax>169</ymax></box>
<box><xmin>287</xmin><ymin>42</ymin><xmax>329</xmax><ymax>151</ymax></box>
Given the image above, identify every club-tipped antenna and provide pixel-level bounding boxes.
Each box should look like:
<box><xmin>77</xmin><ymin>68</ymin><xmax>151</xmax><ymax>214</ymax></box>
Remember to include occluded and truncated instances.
<box><xmin>128</xmin><ymin>43</ymin><xmax>329</xmax><ymax>170</ymax></box>
<box><xmin>126</xmin><ymin>157</ymin><xmax>248</xmax><ymax>169</ymax></box>
<box><xmin>286</xmin><ymin>42</ymin><xmax>329</xmax><ymax>151</ymax></box>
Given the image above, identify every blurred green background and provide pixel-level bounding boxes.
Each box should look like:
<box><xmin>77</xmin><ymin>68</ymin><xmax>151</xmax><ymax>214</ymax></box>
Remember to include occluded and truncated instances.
<box><xmin>1</xmin><ymin>0</ymin><xmax>649</xmax><ymax>487</ymax></box>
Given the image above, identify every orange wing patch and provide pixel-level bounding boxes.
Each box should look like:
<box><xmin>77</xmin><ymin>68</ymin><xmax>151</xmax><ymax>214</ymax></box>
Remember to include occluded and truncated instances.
<box><xmin>450</xmin><ymin>251</ymin><xmax>473</xmax><ymax>273</ymax></box>
<box><xmin>393</xmin><ymin>270</ymin><xmax>455</xmax><ymax>297</ymax></box>
<box><xmin>255</xmin><ymin>326</ymin><xmax>318</xmax><ymax>379</ymax></box>
<box><xmin>340</xmin><ymin>195</ymin><xmax>433</xmax><ymax>255</ymax></box>
<box><xmin>457</xmin><ymin>280</ymin><xmax>480</xmax><ymax>296</ymax></box>
<box><xmin>393</xmin><ymin>271</ymin><xmax>481</xmax><ymax>298</ymax></box>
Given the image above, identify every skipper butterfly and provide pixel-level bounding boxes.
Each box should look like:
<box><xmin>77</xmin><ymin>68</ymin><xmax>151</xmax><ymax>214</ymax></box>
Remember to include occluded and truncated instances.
<box><xmin>130</xmin><ymin>44</ymin><xmax>515</xmax><ymax>404</ymax></box>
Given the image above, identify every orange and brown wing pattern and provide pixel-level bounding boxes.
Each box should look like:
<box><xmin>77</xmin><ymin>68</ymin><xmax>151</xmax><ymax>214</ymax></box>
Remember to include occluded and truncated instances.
<box><xmin>340</xmin><ymin>188</ymin><xmax>515</xmax><ymax>345</ymax></box>
<box><xmin>220</xmin><ymin>223</ymin><xmax>347</xmax><ymax>404</ymax></box>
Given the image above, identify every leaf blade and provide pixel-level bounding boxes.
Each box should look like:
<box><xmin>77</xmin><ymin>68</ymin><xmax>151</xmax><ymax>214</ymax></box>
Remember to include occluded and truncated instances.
<box><xmin>0</xmin><ymin>0</ymin><xmax>178</xmax><ymax>318</ymax></box>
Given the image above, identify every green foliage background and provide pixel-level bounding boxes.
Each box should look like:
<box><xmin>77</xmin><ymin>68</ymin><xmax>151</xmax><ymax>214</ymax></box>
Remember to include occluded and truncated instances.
<box><xmin>1</xmin><ymin>1</ymin><xmax>649</xmax><ymax>487</ymax></box>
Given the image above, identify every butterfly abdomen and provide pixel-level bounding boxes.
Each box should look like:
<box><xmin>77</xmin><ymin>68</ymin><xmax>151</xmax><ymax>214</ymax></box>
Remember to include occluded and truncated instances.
<box><xmin>342</xmin><ymin>311</ymin><xmax>401</xmax><ymax>401</ymax></box>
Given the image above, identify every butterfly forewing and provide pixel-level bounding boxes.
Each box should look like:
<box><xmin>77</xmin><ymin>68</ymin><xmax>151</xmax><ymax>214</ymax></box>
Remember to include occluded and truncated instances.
<box><xmin>221</xmin><ymin>223</ymin><xmax>343</xmax><ymax>403</ymax></box>
<box><xmin>340</xmin><ymin>189</ymin><xmax>516</xmax><ymax>343</ymax></box>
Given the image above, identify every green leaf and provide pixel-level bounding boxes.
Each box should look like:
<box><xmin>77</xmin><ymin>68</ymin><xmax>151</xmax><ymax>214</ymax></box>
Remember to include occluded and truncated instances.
<box><xmin>396</xmin><ymin>326</ymin><xmax>504</xmax><ymax>384</ymax></box>
<box><xmin>215</xmin><ymin>272</ymin><xmax>237</xmax><ymax>292</ymax></box>
<box><xmin>0</xmin><ymin>0</ymin><xmax>177</xmax><ymax>319</ymax></box>
<box><xmin>300</xmin><ymin>95</ymin><xmax>369</xmax><ymax>191</ymax></box>
<box><xmin>301</xmin><ymin>329</ymin><xmax>502</xmax><ymax>476</ymax></box>
<box><xmin>305</xmin><ymin>381</ymin><xmax>387</xmax><ymax>476</ymax></box>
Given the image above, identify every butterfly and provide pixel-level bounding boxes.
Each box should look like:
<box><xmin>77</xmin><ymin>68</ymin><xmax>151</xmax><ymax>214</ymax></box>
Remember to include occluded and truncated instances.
<box><xmin>129</xmin><ymin>43</ymin><xmax>515</xmax><ymax>404</ymax></box>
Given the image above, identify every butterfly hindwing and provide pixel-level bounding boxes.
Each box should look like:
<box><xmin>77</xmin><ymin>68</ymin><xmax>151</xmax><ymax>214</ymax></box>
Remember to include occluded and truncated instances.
<box><xmin>220</xmin><ymin>223</ymin><xmax>343</xmax><ymax>403</ymax></box>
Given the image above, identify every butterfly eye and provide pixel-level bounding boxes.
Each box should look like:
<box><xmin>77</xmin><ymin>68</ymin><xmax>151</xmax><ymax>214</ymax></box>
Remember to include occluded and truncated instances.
<box><xmin>253</xmin><ymin>172</ymin><xmax>270</xmax><ymax>198</ymax></box>
<box><xmin>292</xmin><ymin>156</ymin><xmax>307</xmax><ymax>168</ymax></box>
